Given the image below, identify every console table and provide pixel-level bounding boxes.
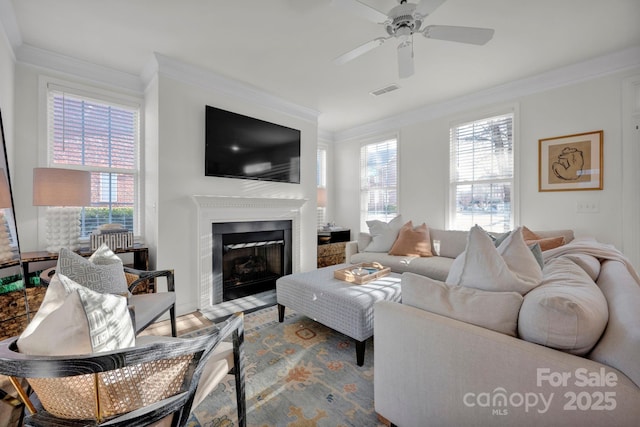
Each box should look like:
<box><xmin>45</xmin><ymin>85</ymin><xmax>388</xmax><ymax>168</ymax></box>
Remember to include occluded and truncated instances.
<box><xmin>21</xmin><ymin>244</ymin><xmax>149</xmax><ymax>279</ymax></box>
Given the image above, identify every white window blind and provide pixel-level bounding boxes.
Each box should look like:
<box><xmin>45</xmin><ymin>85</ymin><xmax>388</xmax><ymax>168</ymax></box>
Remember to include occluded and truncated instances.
<box><xmin>360</xmin><ymin>138</ymin><xmax>398</xmax><ymax>227</ymax></box>
<box><xmin>47</xmin><ymin>84</ymin><xmax>140</xmax><ymax>236</ymax></box>
<box><xmin>317</xmin><ymin>146</ymin><xmax>327</xmax><ymax>227</ymax></box>
<box><xmin>450</xmin><ymin>113</ymin><xmax>514</xmax><ymax>232</ymax></box>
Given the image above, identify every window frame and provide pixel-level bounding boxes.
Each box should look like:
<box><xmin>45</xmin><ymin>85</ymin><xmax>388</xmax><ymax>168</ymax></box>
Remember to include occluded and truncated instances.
<box><xmin>359</xmin><ymin>134</ymin><xmax>399</xmax><ymax>232</ymax></box>
<box><xmin>39</xmin><ymin>77</ymin><xmax>144</xmax><ymax>239</ymax></box>
<box><xmin>447</xmin><ymin>107</ymin><xmax>519</xmax><ymax>232</ymax></box>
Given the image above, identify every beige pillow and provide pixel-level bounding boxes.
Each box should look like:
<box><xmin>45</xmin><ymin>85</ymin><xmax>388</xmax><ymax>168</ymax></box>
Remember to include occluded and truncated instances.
<box><xmin>518</xmin><ymin>257</ymin><xmax>608</xmax><ymax>356</ymax></box>
<box><xmin>57</xmin><ymin>244</ymin><xmax>129</xmax><ymax>295</ymax></box>
<box><xmin>388</xmin><ymin>221</ymin><xmax>432</xmax><ymax>257</ymax></box>
<box><xmin>363</xmin><ymin>215</ymin><xmax>404</xmax><ymax>252</ymax></box>
<box><xmin>446</xmin><ymin>226</ymin><xmax>542</xmax><ymax>295</ymax></box>
<box><xmin>17</xmin><ymin>274</ymin><xmax>135</xmax><ymax>356</ymax></box>
<box><xmin>522</xmin><ymin>226</ymin><xmax>565</xmax><ymax>251</ymax></box>
<box><xmin>402</xmin><ymin>272</ymin><xmax>523</xmax><ymax>336</ymax></box>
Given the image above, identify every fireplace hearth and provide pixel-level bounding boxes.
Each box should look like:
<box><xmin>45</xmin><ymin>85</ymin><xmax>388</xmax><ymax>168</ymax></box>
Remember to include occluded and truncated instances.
<box><xmin>213</xmin><ymin>220</ymin><xmax>292</xmax><ymax>301</ymax></box>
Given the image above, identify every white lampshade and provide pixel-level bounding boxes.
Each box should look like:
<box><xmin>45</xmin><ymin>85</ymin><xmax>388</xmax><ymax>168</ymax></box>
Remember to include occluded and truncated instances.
<box><xmin>33</xmin><ymin>167</ymin><xmax>91</xmax><ymax>207</ymax></box>
<box><xmin>33</xmin><ymin>168</ymin><xmax>91</xmax><ymax>252</ymax></box>
<box><xmin>317</xmin><ymin>187</ymin><xmax>327</xmax><ymax>208</ymax></box>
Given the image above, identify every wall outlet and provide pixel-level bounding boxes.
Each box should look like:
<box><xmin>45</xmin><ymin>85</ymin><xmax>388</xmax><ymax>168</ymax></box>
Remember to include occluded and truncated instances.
<box><xmin>577</xmin><ymin>201</ymin><xmax>599</xmax><ymax>213</ymax></box>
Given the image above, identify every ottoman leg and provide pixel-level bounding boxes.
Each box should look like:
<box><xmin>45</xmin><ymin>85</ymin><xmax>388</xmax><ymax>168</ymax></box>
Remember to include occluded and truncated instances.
<box><xmin>356</xmin><ymin>339</ymin><xmax>366</xmax><ymax>366</ymax></box>
<box><xmin>278</xmin><ymin>304</ymin><xmax>285</xmax><ymax>322</ymax></box>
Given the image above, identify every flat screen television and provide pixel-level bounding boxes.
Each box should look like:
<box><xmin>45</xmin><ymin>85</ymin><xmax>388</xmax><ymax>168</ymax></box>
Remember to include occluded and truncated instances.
<box><xmin>205</xmin><ymin>105</ymin><xmax>301</xmax><ymax>183</ymax></box>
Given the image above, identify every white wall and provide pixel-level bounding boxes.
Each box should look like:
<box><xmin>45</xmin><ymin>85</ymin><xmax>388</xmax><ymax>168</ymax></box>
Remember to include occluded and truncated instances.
<box><xmin>0</xmin><ymin>20</ymin><xmax>14</xmax><ymax>171</ymax></box>
<box><xmin>151</xmin><ymin>71</ymin><xmax>318</xmax><ymax>314</ymax></box>
<box><xmin>9</xmin><ymin>53</ymin><xmax>318</xmax><ymax>316</ymax></box>
<box><xmin>334</xmin><ymin>67</ymin><xmax>640</xmax><ymax>253</ymax></box>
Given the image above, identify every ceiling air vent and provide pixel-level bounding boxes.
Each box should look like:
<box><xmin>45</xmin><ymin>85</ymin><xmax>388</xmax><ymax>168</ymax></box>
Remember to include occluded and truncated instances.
<box><xmin>370</xmin><ymin>84</ymin><xmax>400</xmax><ymax>96</ymax></box>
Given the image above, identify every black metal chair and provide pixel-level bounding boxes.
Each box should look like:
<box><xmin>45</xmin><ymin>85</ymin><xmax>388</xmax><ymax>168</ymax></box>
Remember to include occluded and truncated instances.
<box><xmin>0</xmin><ymin>312</ymin><xmax>246</xmax><ymax>427</ymax></box>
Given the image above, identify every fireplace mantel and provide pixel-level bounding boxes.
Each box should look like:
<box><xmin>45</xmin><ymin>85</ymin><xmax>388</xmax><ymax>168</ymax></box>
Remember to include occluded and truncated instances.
<box><xmin>192</xmin><ymin>195</ymin><xmax>307</xmax><ymax>309</ymax></box>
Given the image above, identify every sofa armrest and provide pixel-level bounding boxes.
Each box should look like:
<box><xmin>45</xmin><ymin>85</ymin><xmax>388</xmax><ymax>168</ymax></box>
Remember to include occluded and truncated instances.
<box><xmin>374</xmin><ymin>300</ymin><xmax>640</xmax><ymax>427</ymax></box>
<box><xmin>345</xmin><ymin>241</ymin><xmax>359</xmax><ymax>264</ymax></box>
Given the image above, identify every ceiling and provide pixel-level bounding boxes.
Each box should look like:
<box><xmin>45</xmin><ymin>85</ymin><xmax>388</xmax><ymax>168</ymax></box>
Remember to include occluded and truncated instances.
<box><xmin>5</xmin><ymin>0</ymin><xmax>640</xmax><ymax>133</ymax></box>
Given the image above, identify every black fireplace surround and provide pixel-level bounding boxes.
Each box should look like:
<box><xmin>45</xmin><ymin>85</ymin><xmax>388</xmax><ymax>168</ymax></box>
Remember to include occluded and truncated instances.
<box><xmin>212</xmin><ymin>220</ymin><xmax>292</xmax><ymax>301</ymax></box>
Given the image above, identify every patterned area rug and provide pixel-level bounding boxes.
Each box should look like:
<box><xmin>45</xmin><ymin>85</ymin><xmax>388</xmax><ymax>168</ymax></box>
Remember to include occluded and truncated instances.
<box><xmin>185</xmin><ymin>305</ymin><xmax>385</xmax><ymax>427</ymax></box>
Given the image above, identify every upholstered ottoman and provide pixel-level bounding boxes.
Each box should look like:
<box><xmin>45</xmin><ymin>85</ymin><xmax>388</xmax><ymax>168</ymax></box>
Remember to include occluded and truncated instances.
<box><xmin>276</xmin><ymin>264</ymin><xmax>401</xmax><ymax>366</ymax></box>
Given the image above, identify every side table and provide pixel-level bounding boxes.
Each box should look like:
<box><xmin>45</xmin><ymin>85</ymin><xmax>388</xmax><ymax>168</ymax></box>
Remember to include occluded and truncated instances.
<box><xmin>317</xmin><ymin>229</ymin><xmax>350</xmax><ymax>268</ymax></box>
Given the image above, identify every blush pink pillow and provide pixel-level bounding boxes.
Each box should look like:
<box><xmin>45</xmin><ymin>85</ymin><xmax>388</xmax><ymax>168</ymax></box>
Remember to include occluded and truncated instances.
<box><xmin>388</xmin><ymin>221</ymin><xmax>433</xmax><ymax>257</ymax></box>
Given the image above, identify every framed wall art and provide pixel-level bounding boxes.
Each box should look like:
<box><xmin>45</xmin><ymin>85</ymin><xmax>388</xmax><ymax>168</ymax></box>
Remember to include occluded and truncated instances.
<box><xmin>538</xmin><ymin>130</ymin><xmax>603</xmax><ymax>192</ymax></box>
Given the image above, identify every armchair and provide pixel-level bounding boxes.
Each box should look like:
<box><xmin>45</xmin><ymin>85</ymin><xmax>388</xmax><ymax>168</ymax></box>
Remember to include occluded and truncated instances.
<box><xmin>40</xmin><ymin>266</ymin><xmax>177</xmax><ymax>337</ymax></box>
<box><xmin>0</xmin><ymin>312</ymin><xmax>246</xmax><ymax>427</ymax></box>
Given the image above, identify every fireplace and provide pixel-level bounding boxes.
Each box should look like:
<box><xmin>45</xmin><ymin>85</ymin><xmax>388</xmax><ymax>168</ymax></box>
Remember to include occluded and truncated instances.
<box><xmin>212</xmin><ymin>220</ymin><xmax>292</xmax><ymax>301</ymax></box>
<box><xmin>193</xmin><ymin>195</ymin><xmax>305</xmax><ymax>311</ymax></box>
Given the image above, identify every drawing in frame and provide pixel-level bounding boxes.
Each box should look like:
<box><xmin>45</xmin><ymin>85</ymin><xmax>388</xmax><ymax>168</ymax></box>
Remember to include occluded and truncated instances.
<box><xmin>538</xmin><ymin>130</ymin><xmax>603</xmax><ymax>192</ymax></box>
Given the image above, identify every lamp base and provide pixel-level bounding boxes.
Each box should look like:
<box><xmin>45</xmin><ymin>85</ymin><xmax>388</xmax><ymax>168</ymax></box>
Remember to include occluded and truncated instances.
<box><xmin>0</xmin><ymin>211</ymin><xmax>14</xmax><ymax>262</ymax></box>
<box><xmin>45</xmin><ymin>207</ymin><xmax>82</xmax><ymax>253</ymax></box>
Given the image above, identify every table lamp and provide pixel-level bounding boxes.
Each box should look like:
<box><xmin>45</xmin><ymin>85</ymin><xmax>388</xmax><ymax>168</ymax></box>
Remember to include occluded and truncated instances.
<box><xmin>0</xmin><ymin>169</ymin><xmax>13</xmax><ymax>262</ymax></box>
<box><xmin>33</xmin><ymin>167</ymin><xmax>91</xmax><ymax>253</ymax></box>
<box><xmin>317</xmin><ymin>187</ymin><xmax>327</xmax><ymax>229</ymax></box>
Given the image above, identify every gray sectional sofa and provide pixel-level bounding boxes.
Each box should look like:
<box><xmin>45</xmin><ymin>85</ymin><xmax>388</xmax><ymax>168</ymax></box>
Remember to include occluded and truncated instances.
<box><xmin>346</xmin><ymin>227</ymin><xmax>640</xmax><ymax>426</ymax></box>
<box><xmin>346</xmin><ymin>228</ymin><xmax>575</xmax><ymax>280</ymax></box>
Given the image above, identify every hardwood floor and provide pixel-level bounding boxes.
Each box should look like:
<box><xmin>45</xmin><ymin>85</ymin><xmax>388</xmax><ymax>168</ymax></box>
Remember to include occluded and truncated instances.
<box><xmin>139</xmin><ymin>311</ymin><xmax>213</xmax><ymax>337</ymax></box>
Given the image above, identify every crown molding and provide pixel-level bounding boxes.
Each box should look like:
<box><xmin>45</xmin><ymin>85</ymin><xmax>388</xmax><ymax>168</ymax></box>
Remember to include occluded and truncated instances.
<box><xmin>332</xmin><ymin>45</ymin><xmax>640</xmax><ymax>142</ymax></box>
<box><xmin>0</xmin><ymin>0</ymin><xmax>21</xmax><ymax>53</ymax></box>
<box><xmin>144</xmin><ymin>53</ymin><xmax>320</xmax><ymax>124</ymax></box>
<box><xmin>15</xmin><ymin>44</ymin><xmax>144</xmax><ymax>94</ymax></box>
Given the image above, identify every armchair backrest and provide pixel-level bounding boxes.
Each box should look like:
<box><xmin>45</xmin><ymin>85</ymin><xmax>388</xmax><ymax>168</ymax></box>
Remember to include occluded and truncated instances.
<box><xmin>0</xmin><ymin>312</ymin><xmax>244</xmax><ymax>426</ymax></box>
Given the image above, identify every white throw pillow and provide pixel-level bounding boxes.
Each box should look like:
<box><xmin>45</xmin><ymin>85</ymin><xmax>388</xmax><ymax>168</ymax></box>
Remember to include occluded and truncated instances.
<box><xmin>402</xmin><ymin>272</ymin><xmax>523</xmax><ymax>336</ymax></box>
<box><xmin>363</xmin><ymin>215</ymin><xmax>404</xmax><ymax>252</ymax></box>
<box><xmin>17</xmin><ymin>274</ymin><xmax>135</xmax><ymax>356</ymax></box>
<box><xmin>518</xmin><ymin>257</ymin><xmax>608</xmax><ymax>356</ymax></box>
<box><xmin>57</xmin><ymin>244</ymin><xmax>129</xmax><ymax>295</ymax></box>
<box><xmin>446</xmin><ymin>226</ymin><xmax>542</xmax><ymax>295</ymax></box>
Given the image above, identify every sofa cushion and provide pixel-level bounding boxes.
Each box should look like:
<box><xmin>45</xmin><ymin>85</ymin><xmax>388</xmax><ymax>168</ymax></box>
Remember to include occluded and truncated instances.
<box><xmin>402</xmin><ymin>272</ymin><xmax>523</xmax><ymax>336</ymax></box>
<box><xmin>589</xmin><ymin>259</ymin><xmax>640</xmax><ymax>387</ymax></box>
<box><xmin>350</xmin><ymin>252</ymin><xmax>453</xmax><ymax>281</ymax></box>
<box><xmin>428</xmin><ymin>228</ymin><xmax>468</xmax><ymax>259</ymax></box>
<box><xmin>388</xmin><ymin>221</ymin><xmax>432</xmax><ymax>257</ymax></box>
<box><xmin>57</xmin><ymin>245</ymin><xmax>129</xmax><ymax>295</ymax></box>
<box><xmin>518</xmin><ymin>257</ymin><xmax>608</xmax><ymax>356</ymax></box>
<box><xmin>17</xmin><ymin>273</ymin><xmax>135</xmax><ymax>356</ymax></box>
<box><xmin>363</xmin><ymin>215</ymin><xmax>404</xmax><ymax>252</ymax></box>
<box><xmin>357</xmin><ymin>232</ymin><xmax>372</xmax><ymax>252</ymax></box>
<box><xmin>446</xmin><ymin>226</ymin><xmax>543</xmax><ymax>294</ymax></box>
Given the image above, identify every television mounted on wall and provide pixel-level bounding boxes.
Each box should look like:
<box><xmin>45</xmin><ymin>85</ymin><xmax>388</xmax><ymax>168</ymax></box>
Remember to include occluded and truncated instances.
<box><xmin>205</xmin><ymin>105</ymin><xmax>301</xmax><ymax>184</ymax></box>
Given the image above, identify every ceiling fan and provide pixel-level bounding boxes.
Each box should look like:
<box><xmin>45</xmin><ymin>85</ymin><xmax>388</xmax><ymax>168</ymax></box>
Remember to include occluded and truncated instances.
<box><xmin>333</xmin><ymin>0</ymin><xmax>495</xmax><ymax>78</ymax></box>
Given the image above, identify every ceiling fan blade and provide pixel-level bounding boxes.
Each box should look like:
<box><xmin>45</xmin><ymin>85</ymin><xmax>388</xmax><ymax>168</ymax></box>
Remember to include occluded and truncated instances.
<box><xmin>414</xmin><ymin>0</ymin><xmax>447</xmax><ymax>18</ymax></box>
<box><xmin>334</xmin><ymin>37</ymin><xmax>388</xmax><ymax>65</ymax></box>
<box><xmin>422</xmin><ymin>25</ymin><xmax>495</xmax><ymax>45</ymax></box>
<box><xmin>397</xmin><ymin>39</ymin><xmax>414</xmax><ymax>79</ymax></box>
<box><xmin>332</xmin><ymin>0</ymin><xmax>389</xmax><ymax>24</ymax></box>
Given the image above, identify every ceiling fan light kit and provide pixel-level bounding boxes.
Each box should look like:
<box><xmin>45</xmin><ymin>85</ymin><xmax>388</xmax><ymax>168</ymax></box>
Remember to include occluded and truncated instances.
<box><xmin>333</xmin><ymin>0</ymin><xmax>495</xmax><ymax>79</ymax></box>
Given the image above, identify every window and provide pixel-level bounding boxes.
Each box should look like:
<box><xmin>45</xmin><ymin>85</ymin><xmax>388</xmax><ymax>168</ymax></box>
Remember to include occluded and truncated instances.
<box><xmin>317</xmin><ymin>146</ymin><xmax>327</xmax><ymax>227</ymax></box>
<box><xmin>360</xmin><ymin>137</ymin><xmax>398</xmax><ymax>229</ymax></box>
<box><xmin>46</xmin><ymin>83</ymin><xmax>141</xmax><ymax>236</ymax></box>
<box><xmin>449</xmin><ymin>112</ymin><xmax>514</xmax><ymax>232</ymax></box>
<box><xmin>99</xmin><ymin>173</ymin><xmax>118</xmax><ymax>203</ymax></box>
